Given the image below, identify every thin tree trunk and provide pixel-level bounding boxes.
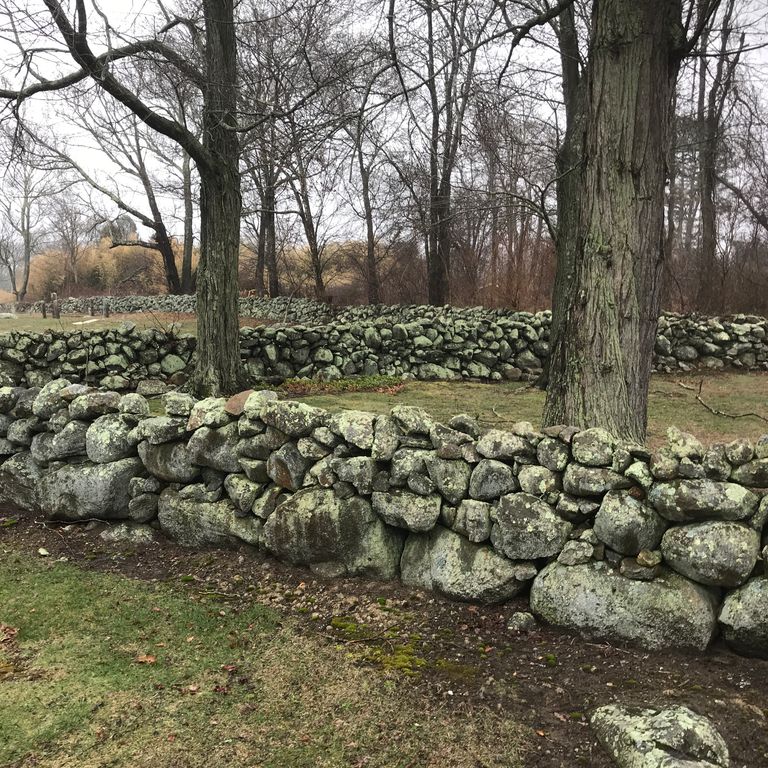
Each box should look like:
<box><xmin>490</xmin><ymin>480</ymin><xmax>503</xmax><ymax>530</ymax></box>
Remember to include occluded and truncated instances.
<box><xmin>181</xmin><ymin>151</ymin><xmax>195</xmax><ymax>294</ymax></box>
<box><xmin>543</xmin><ymin>0</ymin><xmax>682</xmax><ymax>442</ymax></box>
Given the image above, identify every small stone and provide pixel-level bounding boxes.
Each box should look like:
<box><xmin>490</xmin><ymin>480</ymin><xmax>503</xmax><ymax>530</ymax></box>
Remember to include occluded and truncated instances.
<box><xmin>507</xmin><ymin>611</ymin><xmax>537</xmax><ymax>633</ymax></box>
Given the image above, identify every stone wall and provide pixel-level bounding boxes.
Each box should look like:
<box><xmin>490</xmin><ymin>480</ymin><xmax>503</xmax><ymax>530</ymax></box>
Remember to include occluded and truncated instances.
<box><xmin>1</xmin><ymin>306</ymin><xmax>767</xmax><ymax>390</ymax></box>
<box><xmin>1</xmin><ymin>379</ymin><xmax>766</xmax><ymax>657</ymax></box>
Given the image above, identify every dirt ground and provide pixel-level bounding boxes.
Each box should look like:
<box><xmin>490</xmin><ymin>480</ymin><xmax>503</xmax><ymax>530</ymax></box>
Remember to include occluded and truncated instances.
<box><xmin>2</xmin><ymin>512</ymin><xmax>767</xmax><ymax>768</ymax></box>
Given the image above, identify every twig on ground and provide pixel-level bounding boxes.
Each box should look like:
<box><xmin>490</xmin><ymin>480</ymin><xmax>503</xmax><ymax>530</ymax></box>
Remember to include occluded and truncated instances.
<box><xmin>675</xmin><ymin>379</ymin><xmax>768</xmax><ymax>423</ymax></box>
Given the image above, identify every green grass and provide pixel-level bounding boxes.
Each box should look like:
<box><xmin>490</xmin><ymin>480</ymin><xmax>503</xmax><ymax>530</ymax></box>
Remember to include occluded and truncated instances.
<box><xmin>0</xmin><ymin>550</ymin><xmax>522</xmax><ymax>768</ymax></box>
<box><xmin>293</xmin><ymin>372</ymin><xmax>768</xmax><ymax>448</ymax></box>
<box><xmin>0</xmin><ymin>313</ymin><xmax>200</xmax><ymax>336</ymax></box>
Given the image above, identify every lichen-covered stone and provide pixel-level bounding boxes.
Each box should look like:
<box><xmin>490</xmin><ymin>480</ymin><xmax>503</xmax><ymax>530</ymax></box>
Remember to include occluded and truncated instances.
<box><xmin>331</xmin><ymin>456</ymin><xmax>376</xmax><ymax>495</ymax></box>
<box><xmin>518</xmin><ymin>465</ymin><xmax>560</xmax><ymax>495</ymax></box>
<box><xmin>263</xmin><ymin>488</ymin><xmax>403</xmax><ymax>578</ymax></box>
<box><xmin>648</xmin><ymin>479</ymin><xmax>758</xmax><ymax>522</ymax></box>
<box><xmin>138</xmin><ymin>440</ymin><xmax>200</xmax><ymax>483</ymax></box>
<box><xmin>136</xmin><ymin>416</ymin><xmax>190</xmax><ymax>445</ymax></box>
<box><xmin>86</xmin><ymin>414</ymin><xmax>139</xmax><ymax>463</ymax></box>
<box><xmin>370</xmin><ymin>415</ymin><xmax>400</xmax><ymax>461</ymax></box>
<box><xmin>260</xmin><ymin>400</ymin><xmax>327</xmax><ymax>437</ymax></box>
<box><xmin>31</xmin><ymin>379</ymin><xmax>71</xmax><ymax>419</ymax></box>
<box><xmin>590</xmin><ymin>704</ymin><xmax>729</xmax><ymax>768</ymax></box>
<box><xmin>158</xmin><ymin>489</ymin><xmax>262</xmax><ymax>548</ymax></box>
<box><xmin>38</xmin><ymin>457</ymin><xmax>143</xmax><ymax>521</ymax></box>
<box><xmin>468</xmin><ymin>459</ymin><xmax>517</xmax><ymax>501</ymax></box>
<box><xmin>476</xmin><ymin>429</ymin><xmax>533</xmax><ymax>460</ymax></box>
<box><xmin>562</xmin><ymin>464</ymin><xmax>633</xmax><ymax>497</ymax></box>
<box><xmin>69</xmin><ymin>391</ymin><xmax>121</xmax><ymax>420</ymax></box>
<box><xmin>491</xmin><ymin>492</ymin><xmax>572</xmax><ymax>560</ymax></box>
<box><xmin>327</xmin><ymin>410</ymin><xmax>376</xmax><ymax>451</ymax></box>
<box><xmin>424</xmin><ymin>455</ymin><xmax>471</xmax><ymax>506</ymax></box>
<box><xmin>187</xmin><ymin>423</ymin><xmax>241</xmax><ymax>473</ymax></box>
<box><xmin>401</xmin><ymin>525</ymin><xmax>536</xmax><ymax>604</ymax></box>
<box><xmin>186</xmin><ymin>397</ymin><xmax>232</xmax><ymax>430</ymax></box>
<box><xmin>452</xmin><ymin>499</ymin><xmax>492</xmax><ymax>543</ymax></box>
<box><xmin>224</xmin><ymin>473</ymin><xmax>263</xmax><ymax>513</ymax></box>
<box><xmin>0</xmin><ymin>451</ymin><xmax>42</xmax><ymax>511</ymax></box>
<box><xmin>536</xmin><ymin>437</ymin><xmax>570</xmax><ymax>471</ymax></box>
<box><xmin>391</xmin><ymin>404</ymin><xmax>434</xmax><ymax>434</ymax></box>
<box><xmin>729</xmin><ymin>458</ymin><xmax>768</xmax><ymax>486</ymax></box>
<box><xmin>571</xmin><ymin>428</ymin><xmax>616</xmax><ymax>467</ymax></box>
<box><xmin>725</xmin><ymin>437</ymin><xmax>754</xmax><ymax>466</ymax></box>
<box><xmin>530</xmin><ymin>561</ymin><xmax>717</xmax><ymax>651</ymax></box>
<box><xmin>371</xmin><ymin>489</ymin><xmax>441</xmax><ymax>532</ymax></box>
<box><xmin>48</xmin><ymin>419</ymin><xmax>89</xmax><ymax>459</ymax></box>
<box><xmin>557</xmin><ymin>540</ymin><xmax>593</xmax><ymax>566</ymax></box>
<box><xmin>719</xmin><ymin>576</ymin><xmax>768</xmax><ymax>658</ymax></box>
<box><xmin>662</xmin><ymin>521</ymin><xmax>759</xmax><ymax>587</ymax></box>
<box><xmin>100</xmin><ymin>522</ymin><xmax>156</xmax><ymax>546</ymax></box>
<box><xmin>666</xmin><ymin>426</ymin><xmax>705</xmax><ymax>461</ymax></box>
<box><xmin>594</xmin><ymin>491</ymin><xmax>667</xmax><ymax>556</ymax></box>
<box><xmin>266</xmin><ymin>441</ymin><xmax>311</xmax><ymax>491</ymax></box>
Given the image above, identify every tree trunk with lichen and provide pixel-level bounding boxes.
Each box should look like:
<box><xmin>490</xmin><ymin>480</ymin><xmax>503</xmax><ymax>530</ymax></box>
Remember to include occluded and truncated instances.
<box><xmin>192</xmin><ymin>0</ymin><xmax>244</xmax><ymax>397</ymax></box>
<box><xmin>543</xmin><ymin>0</ymin><xmax>683</xmax><ymax>442</ymax></box>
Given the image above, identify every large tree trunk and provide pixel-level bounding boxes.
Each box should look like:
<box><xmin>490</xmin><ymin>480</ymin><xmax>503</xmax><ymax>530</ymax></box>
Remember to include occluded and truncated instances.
<box><xmin>543</xmin><ymin>0</ymin><xmax>682</xmax><ymax>442</ymax></box>
<box><xmin>192</xmin><ymin>0</ymin><xmax>243</xmax><ymax>396</ymax></box>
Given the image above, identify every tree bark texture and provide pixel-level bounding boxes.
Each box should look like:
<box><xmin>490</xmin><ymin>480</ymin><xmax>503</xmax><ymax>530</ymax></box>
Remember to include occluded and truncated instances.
<box><xmin>193</xmin><ymin>0</ymin><xmax>244</xmax><ymax>396</ymax></box>
<box><xmin>543</xmin><ymin>0</ymin><xmax>683</xmax><ymax>442</ymax></box>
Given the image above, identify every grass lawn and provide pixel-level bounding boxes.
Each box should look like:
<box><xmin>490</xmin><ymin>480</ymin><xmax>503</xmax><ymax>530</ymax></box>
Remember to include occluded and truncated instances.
<box><xmin>0</xmin><ymin>550</ymin><xmax>522</xmax><ymax>768</ymax></box>
<box><xmin>294</xmin><ymin>371</ymin><xmax>768</xmax><ymax>448</ymax></box>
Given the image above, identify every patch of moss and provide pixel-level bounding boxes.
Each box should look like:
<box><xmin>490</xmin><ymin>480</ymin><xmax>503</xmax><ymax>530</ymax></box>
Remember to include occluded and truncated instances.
<box><xmin>434</xmin><ymin>659</ymin><xmax>477</xmax><ymax>681</ymax></box>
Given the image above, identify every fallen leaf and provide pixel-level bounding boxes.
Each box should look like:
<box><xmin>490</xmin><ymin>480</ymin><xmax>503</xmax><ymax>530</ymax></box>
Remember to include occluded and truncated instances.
<box><xmin>135</xmin><ymin>654</ymin><xmax>157</xmax><ymax>664</ymax></box>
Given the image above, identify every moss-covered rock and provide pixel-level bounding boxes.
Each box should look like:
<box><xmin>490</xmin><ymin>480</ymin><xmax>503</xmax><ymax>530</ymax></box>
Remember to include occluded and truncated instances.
<box><xmin>530</xmin><ymin>561</ymin><xmax>717</xmax><ymax>651</ymax></box>
<box><xmin>400</xmin><ymin>525</ymin><xmax>536</xmax><ymax>604</ymax></box>
<box><xmin>263</xmin><ymin>488</ymin><xmax>403</xmax><ymax>579</ymax></box>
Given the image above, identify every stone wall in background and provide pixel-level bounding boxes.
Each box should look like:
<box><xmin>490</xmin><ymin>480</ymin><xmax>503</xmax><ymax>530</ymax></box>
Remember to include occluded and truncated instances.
<box><xmin>1</xmin><ymin>379</ymin><xmax>766</xmax><ymax>657</ymax></box>
<box><xmin>1</xmin><ymin>299</ymin><xmax>767</xmax><ymax>389</ymax></box>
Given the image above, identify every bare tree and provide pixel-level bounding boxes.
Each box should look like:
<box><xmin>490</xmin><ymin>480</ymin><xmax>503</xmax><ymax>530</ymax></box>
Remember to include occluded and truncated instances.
<box><xmin>1</xmin><ymin>0</ymin><xmax>243</xmax><ymax>395</ymax></box>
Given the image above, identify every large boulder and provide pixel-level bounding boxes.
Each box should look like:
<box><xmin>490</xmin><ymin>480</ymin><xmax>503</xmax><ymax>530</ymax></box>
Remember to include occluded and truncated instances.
<box><xmin>648</xmin><ymin>479</ymin><xmax>758</xmax><ymax>522</ymax></box>
<box><xmin>590</xmin><ymin>704</ymin><xmax>729</xmax><ymax>768</ymax></box>
<box><xmin>263</xmin><ymin>488</ymin><xmax>403</xmax><ymax>579</ymax></box>
<box><xmin>37</xmin><ymin>458</ymin><xmax>143</xmax><ymax>521</ymax></box>
<box><xmin>530</xmin><ymin>561</ymin><xmax>718</xmax><ymax>651</ymax></box>
<box><xmin>661</xmin><ymin>521</ymin><xmax>759</xmax><ymax>587</ymax></box>
<box><xmin>491</xmin><ymin>492</ymin><xmax>572</xmax><ymax>560</ymax></box>
<box><xmin>594</xmin><ymin>491</ymin><xmax>667</xmax><ymax>556</ymax></box>
<box><xmin>718</xmin><ymin>577</ymin><xmax>768</xmax><ymax>658</ymax></box>
<box><xmin>400</xmin><ymin>526</ymin><xmax>536</xmax><ymax>604</ymax></box>
<box><xmin>157</xmin><ymin>489</ymin><xmax>262</xmax><ymax>548</ymax></box>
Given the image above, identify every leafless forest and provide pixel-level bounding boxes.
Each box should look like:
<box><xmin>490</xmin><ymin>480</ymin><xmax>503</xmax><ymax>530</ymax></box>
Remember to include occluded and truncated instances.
<box><xmin>0</xmin><ymin>0</ymin><xmax>766</xmax><ymax>316</ymax></box>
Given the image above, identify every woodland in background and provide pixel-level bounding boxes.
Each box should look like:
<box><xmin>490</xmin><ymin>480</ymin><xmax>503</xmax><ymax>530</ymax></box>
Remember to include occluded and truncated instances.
<box><xmin>0</xmin><ymin>0</ymin><xmax>765</xmax><ymax>316</ymax></box>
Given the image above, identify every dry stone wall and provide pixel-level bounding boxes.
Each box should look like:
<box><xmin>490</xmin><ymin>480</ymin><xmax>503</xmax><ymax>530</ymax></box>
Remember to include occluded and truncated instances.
<box><xmin>1</xmin><ymin>378</ymin><xmax>766</xmax><ymax>657</ymax></box>
<box><xmin>1</xmin><ymin>305</ymin><xmax>768</xmax><ymax>390</ymax></box>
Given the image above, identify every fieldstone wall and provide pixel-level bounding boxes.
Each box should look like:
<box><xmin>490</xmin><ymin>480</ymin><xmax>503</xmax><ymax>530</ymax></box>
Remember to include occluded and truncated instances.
<box><xmin>2</xmin><ymin>379</ymin><xmax>766</xmax><ymax>657</ymax></box>
<box><xmin>1</xmin><ymin>305</ymin><xmax>768</xmax><ymax>390</ymax></box>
